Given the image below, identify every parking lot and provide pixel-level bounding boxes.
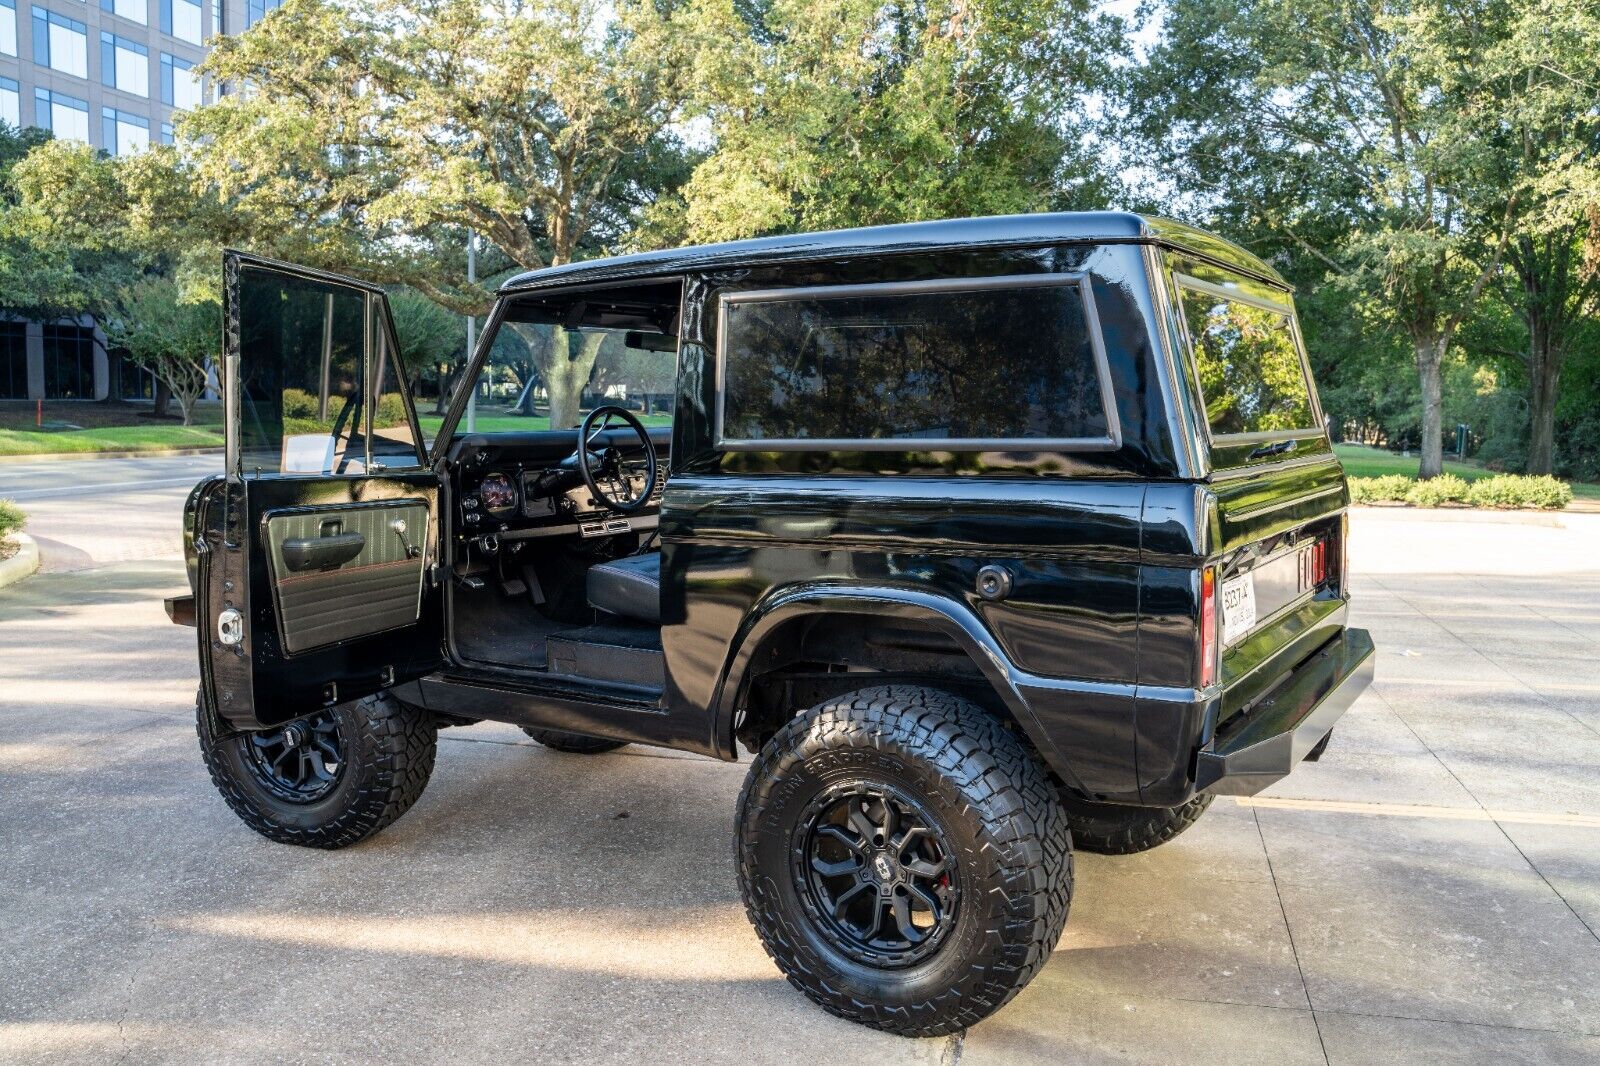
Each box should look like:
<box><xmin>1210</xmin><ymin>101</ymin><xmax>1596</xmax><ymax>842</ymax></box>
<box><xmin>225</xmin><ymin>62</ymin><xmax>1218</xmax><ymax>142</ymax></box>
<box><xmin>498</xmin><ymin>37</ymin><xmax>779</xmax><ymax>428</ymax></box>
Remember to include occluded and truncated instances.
<box><xmin>2</xmin><ymin>458</ymin><xmax>1598</xmax><ymax>1064</ymax></box>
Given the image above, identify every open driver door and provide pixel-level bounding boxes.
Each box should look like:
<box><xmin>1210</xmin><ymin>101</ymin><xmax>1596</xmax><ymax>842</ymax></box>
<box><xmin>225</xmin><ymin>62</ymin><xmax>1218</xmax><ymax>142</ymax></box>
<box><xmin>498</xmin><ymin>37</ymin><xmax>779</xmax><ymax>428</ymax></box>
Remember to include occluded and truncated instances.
<box><xmin>198</xmin><ymin>252</ymin><xmax>443</xmax><ymax>731</ymax></box>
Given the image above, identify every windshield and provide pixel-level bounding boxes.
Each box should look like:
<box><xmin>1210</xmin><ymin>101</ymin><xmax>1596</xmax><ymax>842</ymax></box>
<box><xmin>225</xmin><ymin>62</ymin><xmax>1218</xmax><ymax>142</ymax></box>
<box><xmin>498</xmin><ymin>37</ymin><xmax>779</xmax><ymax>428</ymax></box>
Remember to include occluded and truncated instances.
<box><xmin>426</xmin><ymin>288</ymin><xmax>680</xmax><ymax>444</ymax></box>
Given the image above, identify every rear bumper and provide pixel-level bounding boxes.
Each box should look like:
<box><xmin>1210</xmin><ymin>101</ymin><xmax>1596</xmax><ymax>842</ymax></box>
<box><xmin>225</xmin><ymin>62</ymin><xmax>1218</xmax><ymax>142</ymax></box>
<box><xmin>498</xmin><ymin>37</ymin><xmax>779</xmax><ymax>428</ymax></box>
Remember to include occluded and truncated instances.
<box><xmin>165</xmin><ymin>594</ymin><xmax>196</xmax><ymax>627</ymax></box>
<box><xmin>1195</xmin><ymin>627</ymin><xmax>1374</xmax><ymax>796</ymax></box>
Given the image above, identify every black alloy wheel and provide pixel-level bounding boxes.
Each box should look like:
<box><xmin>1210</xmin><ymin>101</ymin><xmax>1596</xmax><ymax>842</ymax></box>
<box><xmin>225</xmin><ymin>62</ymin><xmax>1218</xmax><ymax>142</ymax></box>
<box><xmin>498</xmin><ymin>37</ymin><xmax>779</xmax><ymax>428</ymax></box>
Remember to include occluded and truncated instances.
<box><xmin>242</xmin><ymin>711</ymin><xmax>344</xmax><ymax>802</ymax></box>
<box><xmin>197</xmin><ymin>690</ymin><xmax>437</xmax><ymax>849</ymax></box>
<box><xmin>795</xmin><ymin>785</ymin><xmax>959</xmax><ymax>968</ymax></box>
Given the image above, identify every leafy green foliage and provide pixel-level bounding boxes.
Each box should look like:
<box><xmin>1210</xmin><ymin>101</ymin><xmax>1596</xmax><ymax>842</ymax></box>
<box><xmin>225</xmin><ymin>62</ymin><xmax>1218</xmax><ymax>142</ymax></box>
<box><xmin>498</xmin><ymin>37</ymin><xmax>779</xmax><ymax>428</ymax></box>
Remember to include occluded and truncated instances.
<box><xmin>654</xmin><ymin>0</ymin><xmax>1123</xmax><ymax>243</ymax></box>
<box><xmin>0</xmin><ymin>498</ymin><xmax>25</xmax><ymax>543</ymax></box>
<box><xmin>1463</xmin><ymin>474</ymin><xmax>1573</xmax><ymax>510</ymax></box>
<box><xmin>1349</xmin><ymin>471</ymin><xmax>1571</xmax><ymax>509</ymax></box>
<box><xmin>1404</xmin><ymin>474</ymin><xmax>1469</xmax><ymax>507</ymax></box>
<box><xmin>101</xmin><ymin>276</ymin><xmax>221</xmax><ymax>425</ymax></box>
<box><xmin>1349</xmin><ymin>475</ymin><xmax>1415</xmax><ymax>504</ymax></box>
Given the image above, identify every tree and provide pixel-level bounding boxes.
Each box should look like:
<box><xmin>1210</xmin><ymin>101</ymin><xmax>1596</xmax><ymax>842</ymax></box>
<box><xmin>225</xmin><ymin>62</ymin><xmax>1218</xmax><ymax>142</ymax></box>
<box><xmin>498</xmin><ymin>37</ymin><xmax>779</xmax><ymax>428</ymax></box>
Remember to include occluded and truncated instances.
<box><xmin>1457</xmin><ymin>0</ymin><xmax>1600</xmax><ymax>473</ymax></box>
<box><xmin>1132</xmin><ymin>0</ymin><xmax>1529</xmax><ymax>478</ymax></box>
<box><xmin>186</xmin><ymin>0</ymin><xmax>694</xmax><ymax>309</ymax></box>
<box><xmin>651</xmin><ymin>0</ymin><xmax>1124</xmax><ymax>243</ymax></box>
<box><xmin>103</xmin><ymin>276</ymin><xmax>220</xmax><ymax>426</ymax></box>
<box><xmin>386</xmin><ymin>288</ymin><xmax>467</xmax><ymax>414</ymax></box>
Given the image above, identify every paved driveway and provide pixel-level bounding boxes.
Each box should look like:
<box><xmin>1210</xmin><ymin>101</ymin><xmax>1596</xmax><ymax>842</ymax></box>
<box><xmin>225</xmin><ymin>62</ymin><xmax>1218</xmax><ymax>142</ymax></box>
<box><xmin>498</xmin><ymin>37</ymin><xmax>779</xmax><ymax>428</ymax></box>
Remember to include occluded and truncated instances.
<box><xmin>1</xmin><ymin>479</ymin><xmax>1598</xmax><ymax>1063</ymax></box>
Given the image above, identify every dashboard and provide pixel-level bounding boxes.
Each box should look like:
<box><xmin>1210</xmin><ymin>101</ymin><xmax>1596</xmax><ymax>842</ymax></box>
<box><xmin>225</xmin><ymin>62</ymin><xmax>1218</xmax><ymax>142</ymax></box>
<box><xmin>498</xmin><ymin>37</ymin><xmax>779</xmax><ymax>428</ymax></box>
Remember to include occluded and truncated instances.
<box><xmin>450</xmin><ymin>430</ymin><xmax>668</xmax><ymax>547</ymax></box>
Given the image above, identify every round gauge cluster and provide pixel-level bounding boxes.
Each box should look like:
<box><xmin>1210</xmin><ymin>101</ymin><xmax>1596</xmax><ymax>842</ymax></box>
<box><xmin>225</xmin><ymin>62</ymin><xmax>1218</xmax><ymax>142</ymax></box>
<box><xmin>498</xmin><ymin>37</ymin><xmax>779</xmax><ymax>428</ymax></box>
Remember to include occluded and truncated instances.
<box><xmin>478</xmin><ymin>472</ymin><xmax>518</xmax><ymax>515</ymax></box>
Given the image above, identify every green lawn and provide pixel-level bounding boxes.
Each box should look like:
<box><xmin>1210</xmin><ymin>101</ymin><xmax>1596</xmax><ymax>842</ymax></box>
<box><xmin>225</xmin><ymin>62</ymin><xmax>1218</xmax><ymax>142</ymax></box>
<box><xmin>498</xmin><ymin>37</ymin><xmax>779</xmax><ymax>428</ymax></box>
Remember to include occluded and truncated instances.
<box><xmin>0</xmin><ymin>424</ymin><xmax>226</xmax><ymax>457</ymax></box>
<box><xmin>1333</xmin><ymin>443</ymin><xmax>1600</xmax><ymax>502</ymax></box>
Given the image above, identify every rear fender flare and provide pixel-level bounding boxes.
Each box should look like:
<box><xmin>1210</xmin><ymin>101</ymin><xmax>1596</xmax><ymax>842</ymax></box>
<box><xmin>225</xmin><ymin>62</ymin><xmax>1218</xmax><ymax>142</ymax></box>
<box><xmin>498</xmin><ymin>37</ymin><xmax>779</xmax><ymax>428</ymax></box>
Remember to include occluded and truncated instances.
<box><xmin>710</xmin><ymin>583</ymin><xmax>1081</xmax><ymax>788</ymax></box>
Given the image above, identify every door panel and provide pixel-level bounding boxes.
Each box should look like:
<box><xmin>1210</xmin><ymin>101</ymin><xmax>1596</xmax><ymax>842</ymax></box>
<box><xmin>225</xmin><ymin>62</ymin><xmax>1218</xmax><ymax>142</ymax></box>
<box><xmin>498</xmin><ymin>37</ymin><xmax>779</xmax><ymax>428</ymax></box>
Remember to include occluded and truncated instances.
<box><xmin>201</xmin><ymin>251</ymin><xmax>441</xmax><ymax>731</ymax></box>
<box><xmin>264</xmin><ymin>498</ymin><xmax>430</xmax><ymax>654</ymax></box>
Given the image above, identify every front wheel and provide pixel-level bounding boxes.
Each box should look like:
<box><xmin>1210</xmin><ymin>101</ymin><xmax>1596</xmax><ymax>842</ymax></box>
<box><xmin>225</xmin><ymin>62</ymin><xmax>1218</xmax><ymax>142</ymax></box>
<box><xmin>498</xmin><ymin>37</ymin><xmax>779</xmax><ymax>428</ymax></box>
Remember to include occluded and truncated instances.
<box><xmin>736</xmin><ymin>686</ymin><xmax>1073</xmax><ymax>1037</ymax></box>
<box><xmin>197</xmin><ymin>689</ymin><xmax>436</xmax><ymax>849</ymax></box>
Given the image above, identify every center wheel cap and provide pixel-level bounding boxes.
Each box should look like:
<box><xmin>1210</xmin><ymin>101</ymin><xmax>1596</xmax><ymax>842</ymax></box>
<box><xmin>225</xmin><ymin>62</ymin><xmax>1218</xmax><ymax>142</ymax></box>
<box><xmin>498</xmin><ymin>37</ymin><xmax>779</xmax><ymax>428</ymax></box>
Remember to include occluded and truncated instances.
<box><xmin>871</xmin><ymin>852</ymin><xmax>896</xmax><ymax>883</ymax></box>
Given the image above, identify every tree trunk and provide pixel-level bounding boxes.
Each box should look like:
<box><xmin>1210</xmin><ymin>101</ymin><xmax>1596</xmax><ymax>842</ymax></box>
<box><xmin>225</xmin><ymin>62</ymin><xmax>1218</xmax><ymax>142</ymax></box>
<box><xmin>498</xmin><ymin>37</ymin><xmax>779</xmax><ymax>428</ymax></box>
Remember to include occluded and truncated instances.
<box><xmin>176</xmin><ymin>394</ymin><xmax>195</xmax><ymax>426</ymax></box>
<box><xmin>1526</xmin><ymin>322</ymin><xmax>1559</xmax><ymax>475</ymax></box>
<box><xmin>1413</xmin><ymin>335</ymin><xmax>1447</xmax><ymax>479</ymax></box>
<box><xmin>522</xmin><ymin>327</ymin><xmax>605</xmax><ymax>430</ymax></box>
<box><xmin>152</xmin><ymin>378</ymin><xmax>172</xmax><ymax>419</ymax></box>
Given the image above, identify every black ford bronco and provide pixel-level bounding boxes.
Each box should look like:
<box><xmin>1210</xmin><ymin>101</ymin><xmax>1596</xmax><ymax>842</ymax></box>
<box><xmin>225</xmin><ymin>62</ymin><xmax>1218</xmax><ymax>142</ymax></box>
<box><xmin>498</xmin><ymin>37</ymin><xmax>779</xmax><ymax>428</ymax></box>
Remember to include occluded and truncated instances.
<box><xmin>169</xmin><ymin>212</ymin><xmax>1373</xmax><ymax>1037</ymax></box>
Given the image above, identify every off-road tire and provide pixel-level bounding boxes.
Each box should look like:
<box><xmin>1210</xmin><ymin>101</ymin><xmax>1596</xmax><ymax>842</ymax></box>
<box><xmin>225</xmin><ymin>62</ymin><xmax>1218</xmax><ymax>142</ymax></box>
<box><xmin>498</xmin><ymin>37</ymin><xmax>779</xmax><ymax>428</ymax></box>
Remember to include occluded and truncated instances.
<box><xmin>196</xmin><ymin>689</ymin><xmax>436</xmax><ymax>849</ymax></box>
<box><xmin>1058</xmin><ymin>793</ymin><xmax>1213</xmax><ymax>855</ymax></box>
<box><xmin>521</xmin><ymin>728</ymin><xmax>628</xmax><ymax>754</ymax></box>
<box><xmin>736</xmin><ymin>685</ymin><xmax>1073</xmax><ymax>1037</ymax></box>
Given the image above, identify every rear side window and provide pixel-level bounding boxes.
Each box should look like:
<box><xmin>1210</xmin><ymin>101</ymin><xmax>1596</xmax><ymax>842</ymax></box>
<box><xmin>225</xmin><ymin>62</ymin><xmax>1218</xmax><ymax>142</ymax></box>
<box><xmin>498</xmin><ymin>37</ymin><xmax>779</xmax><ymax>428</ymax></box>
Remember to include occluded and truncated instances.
<box><xmin>1176</xmin><ymin>278</ymin><xmax>1315</xmax><ymax>436</ymax></box>
<box><xmin>717</xmin><ymin>275</ymin><xmax>1116</xmax><ymax>448</ymax></box>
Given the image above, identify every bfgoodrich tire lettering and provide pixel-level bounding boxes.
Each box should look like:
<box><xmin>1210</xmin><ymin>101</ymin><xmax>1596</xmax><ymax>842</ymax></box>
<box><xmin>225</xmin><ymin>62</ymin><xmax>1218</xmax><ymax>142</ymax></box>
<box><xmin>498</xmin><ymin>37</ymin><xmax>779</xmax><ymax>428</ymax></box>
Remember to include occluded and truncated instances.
<box><xmin>196</xmin><ymin>689</ymin><xmax>436</xmax><ymax>849</ymax></box>
<box><xmin>1058</xmin><ymin>793</ymin><xmax>1213</xmax><ymax>855</ymax></box>
<box><xmin>736</xmin><ymin>685</ymin><xmax>1073</xmax><ymax>1037</ymax></box>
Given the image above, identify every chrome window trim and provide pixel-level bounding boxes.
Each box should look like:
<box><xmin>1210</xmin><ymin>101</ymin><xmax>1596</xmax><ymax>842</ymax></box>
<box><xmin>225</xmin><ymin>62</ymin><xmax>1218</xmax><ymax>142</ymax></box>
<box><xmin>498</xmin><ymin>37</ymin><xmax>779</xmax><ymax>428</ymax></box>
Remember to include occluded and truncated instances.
<box><xmin>713</xmin><ymin>273</ymin><xmax>1122</xmax><ymax>453</ymax></box>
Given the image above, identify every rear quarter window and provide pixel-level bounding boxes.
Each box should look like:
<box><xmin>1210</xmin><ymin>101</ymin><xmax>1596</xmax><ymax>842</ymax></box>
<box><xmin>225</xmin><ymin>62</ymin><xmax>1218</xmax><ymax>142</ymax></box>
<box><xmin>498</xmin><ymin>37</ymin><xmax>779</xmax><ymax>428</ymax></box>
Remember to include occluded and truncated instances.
<box><xmin>717</xmin><ymin>274</ymin><xmax>1118</xmax><ymax>449</ymax></box>
<box><xmin>1176</xmin><ymin>276</ymin><xmax>1316</xmax><ymax>437</ymax></box>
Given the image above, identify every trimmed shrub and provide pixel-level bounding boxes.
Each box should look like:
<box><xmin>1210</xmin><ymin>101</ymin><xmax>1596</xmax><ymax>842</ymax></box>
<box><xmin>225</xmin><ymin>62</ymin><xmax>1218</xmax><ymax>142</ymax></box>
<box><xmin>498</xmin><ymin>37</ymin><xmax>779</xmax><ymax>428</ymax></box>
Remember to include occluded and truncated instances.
<box><xmin>281</xmin><ymin>388</ymin><xmax>321</xmax><ymax>421</ymax></box>
<box><xmin>1463</xmin><ymin>474</ymin><xmax>1572</xmax><ymax>510</ymax></box>
<box><xmin>0</xmin><ymin>498</ymin><xmax>24</xmax><ymax>541</ymax></box>
<box><xmin>1405</xmin><ymin>473</ymin><xmax>1469</xmax><ymax>507</ymax></box>
<box><xmin>1349</xmin><ymin>475</ymin><xmax>1413</xmax><ymax>503</ymax></box>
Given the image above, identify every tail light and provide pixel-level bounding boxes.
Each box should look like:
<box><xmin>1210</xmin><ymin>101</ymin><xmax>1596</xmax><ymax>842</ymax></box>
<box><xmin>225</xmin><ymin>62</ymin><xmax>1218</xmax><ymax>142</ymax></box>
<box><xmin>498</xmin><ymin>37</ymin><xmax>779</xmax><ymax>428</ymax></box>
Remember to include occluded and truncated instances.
<box><xmin>1199</xmin><ymin>566</ymin><xmax>1219</xmax><ymax>689</ymax></box>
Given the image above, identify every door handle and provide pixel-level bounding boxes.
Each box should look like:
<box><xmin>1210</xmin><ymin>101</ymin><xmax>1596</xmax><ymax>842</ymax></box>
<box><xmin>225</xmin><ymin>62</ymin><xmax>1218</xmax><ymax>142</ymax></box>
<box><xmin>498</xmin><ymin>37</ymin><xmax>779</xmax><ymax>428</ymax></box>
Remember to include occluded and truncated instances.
<box><xmin>282</xmin><ymin>531</ymin><xmax>366</xmax><ymax>572</ymax></box>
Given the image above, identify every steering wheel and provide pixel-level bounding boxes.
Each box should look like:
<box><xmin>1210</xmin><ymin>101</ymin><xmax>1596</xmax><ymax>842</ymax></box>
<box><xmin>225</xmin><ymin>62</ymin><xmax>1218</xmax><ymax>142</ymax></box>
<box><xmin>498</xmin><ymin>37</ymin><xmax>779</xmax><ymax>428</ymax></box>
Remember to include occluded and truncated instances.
<box><xmin>575</xmin><ymin>405</ymin><xmax>658</xmax><ymax>514</ymax></box>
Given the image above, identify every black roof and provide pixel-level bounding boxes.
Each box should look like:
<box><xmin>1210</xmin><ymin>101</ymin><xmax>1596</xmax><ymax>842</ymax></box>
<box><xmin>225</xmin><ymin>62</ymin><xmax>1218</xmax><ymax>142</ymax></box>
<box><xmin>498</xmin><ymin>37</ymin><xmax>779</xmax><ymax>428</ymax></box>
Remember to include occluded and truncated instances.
<box><xmin>499</xmin><ymin>211</ymin><xmax>1287</xmax><ymax>294</ymax></box>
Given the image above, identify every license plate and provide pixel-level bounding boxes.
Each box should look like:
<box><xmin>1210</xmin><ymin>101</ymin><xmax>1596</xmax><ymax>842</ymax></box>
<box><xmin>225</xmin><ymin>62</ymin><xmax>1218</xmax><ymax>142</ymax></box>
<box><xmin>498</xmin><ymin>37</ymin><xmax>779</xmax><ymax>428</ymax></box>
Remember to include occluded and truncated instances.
<box><xmin>1221</xmin><ymin>572</ymin><xmax>1257</xmax><ymax>645</ymax></box>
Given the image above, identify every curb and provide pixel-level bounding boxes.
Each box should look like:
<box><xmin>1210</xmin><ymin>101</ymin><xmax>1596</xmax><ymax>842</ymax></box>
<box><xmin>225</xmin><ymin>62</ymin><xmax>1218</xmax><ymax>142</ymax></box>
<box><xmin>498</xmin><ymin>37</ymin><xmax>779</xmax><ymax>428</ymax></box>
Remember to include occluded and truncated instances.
<box><xmin>0</xmin><ymin>533</ymin><xmax>40</xmax><ymax>590</ymax></box>
<box><xmin>1350</xmin><ymin>505</ymin><xmax>1572</xmax><ymax>528</ymax></box>
<box><xmin>0</xmin><ymin>447</ymin><xmax>224</xmax><ymax>465</ymax></box>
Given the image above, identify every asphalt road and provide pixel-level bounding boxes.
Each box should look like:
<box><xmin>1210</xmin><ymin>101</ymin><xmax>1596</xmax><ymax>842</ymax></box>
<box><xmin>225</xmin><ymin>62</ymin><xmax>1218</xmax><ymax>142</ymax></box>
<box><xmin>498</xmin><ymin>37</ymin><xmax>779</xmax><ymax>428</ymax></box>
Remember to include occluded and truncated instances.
<box><xmin>3</xmin><ymin>464</ymin><xmax>1600</xmax><ymax>1063</ymax></box>
<box><xmin>0</xmin><ymin>454</ymin><xmax>222</xmax><ymax>572</ymax></box>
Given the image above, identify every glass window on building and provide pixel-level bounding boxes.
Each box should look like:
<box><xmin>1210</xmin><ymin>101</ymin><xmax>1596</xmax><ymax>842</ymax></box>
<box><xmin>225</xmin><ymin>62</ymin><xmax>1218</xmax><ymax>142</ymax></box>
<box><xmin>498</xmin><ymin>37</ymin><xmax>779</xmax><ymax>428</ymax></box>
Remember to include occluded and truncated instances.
<box><xmin>0</xmin><ymin>76</ymin><xmax>19</xmax><ymax>128</ymax></box>
<box><xmin>100</xmin><ymin>0</ymin><xmax>148</xmax><ymax>26</ymax></box>
<box><xmin>0</xmin><ymin>322</ymin><xmax>27</xmax><ymax>399</ymax></box>
<box><xmin>34</xmin><ymin>87</ymin><xmax>88</xmax><ymax>142</ymax></box>
<box><xmin>159</xmin><ymin>52</ymin><xmax>199</xmax><ymax>109</ymax></box>
<box><xmin>101</xmin><ymin>106</ymin><xmax>149</xmax><ymax>155</ymax></box>
<box><xmin>245</xmin><ymin>0</ymin><xmax>281</xmax><ymax>27</ymax></box>
<box><xmin>42</xmin><ymin>323</ymin><xmax>96</xmax><ymax>399</ymax></box>
<box><xmin>159</xmin><ymin>120</ymin><xmax>173</xmax><ymax>144</ymax></box>
<box><xmin>159</xmin><ymin>0</ymin><xmax>201</xmax><ymax>44</ymax></box>
<box><xmin>32</xmin><ymin>6</ymin><xmax>88</xmax><ymax>79</ymax></box>
<box><xmin>1</xmin><ymin>0</ymin><xmax>17</xmax><ymax>58</ymax></box>
<box><xmin>116</xmin><ymin>351</ymin><xmax>155</xmax><ymax>400</ymax></box>
<box><xmin>101</xmin><ymin>31</ymin><xmax>150</xmax><ymax>97</ymax></box>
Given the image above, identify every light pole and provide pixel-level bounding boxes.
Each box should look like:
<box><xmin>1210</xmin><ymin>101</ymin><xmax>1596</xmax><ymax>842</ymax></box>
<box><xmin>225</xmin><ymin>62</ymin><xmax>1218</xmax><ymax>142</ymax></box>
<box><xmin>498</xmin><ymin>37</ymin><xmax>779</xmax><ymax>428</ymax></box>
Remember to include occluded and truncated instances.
<box><xmin>465</xmin><ymin>228</ymin><xmax>477</xmax><ymax>433</ymax></box>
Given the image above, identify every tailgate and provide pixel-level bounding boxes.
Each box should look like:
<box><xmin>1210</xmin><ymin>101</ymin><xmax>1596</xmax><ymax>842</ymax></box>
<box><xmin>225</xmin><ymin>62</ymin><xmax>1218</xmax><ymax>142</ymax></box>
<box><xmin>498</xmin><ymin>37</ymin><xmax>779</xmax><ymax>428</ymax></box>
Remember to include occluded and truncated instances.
<box><xmin>1211</xmin><ymin>451</ymin><xmax>1350</xmax><ymax>726</ymax></box>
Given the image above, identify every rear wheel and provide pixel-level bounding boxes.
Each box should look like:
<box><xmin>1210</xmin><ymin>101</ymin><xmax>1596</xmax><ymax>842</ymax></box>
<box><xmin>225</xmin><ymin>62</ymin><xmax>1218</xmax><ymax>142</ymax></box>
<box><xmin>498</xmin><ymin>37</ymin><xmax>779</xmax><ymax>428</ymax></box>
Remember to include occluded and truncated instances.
<box><xmin>196</xmin><ymin>689</ymin><xmax>436</xmax><ymax>849</ymax></box>
<box><xmin>737</xmin><ymin>685</ymin><xmax>1073</xmax><ymax>1037</ymax></box>
<box><xmin>521</xmin><ymin>727</ymin><xmax>628</xmax><ymax>754</ymax></box>
<box><xmin>1058</xmin><ymin>793</ymin><xmax>1213</xmax><ymax>855</ymax></box>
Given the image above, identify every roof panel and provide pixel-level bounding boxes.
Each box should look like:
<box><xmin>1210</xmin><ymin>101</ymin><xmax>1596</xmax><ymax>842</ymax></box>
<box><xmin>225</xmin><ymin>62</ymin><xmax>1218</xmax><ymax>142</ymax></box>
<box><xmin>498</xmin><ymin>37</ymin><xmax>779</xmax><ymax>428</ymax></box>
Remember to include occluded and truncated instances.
<box><xmin>499</xmin><ymin>211</ymin><xmax>1286</xmax><ymax>294</ymax></box>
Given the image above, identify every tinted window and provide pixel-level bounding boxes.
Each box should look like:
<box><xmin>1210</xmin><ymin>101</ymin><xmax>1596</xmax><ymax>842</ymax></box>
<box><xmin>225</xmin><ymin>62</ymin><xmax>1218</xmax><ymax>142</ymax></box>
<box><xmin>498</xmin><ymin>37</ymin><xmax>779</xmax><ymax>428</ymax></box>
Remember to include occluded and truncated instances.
<box><xmin>1178</xmin><ymin>285</ymin><xmax>1315</xmax><ymax>436</ymax></box>
<box><xmin>720</xmin><ymin>278</ymin><xmax>1110</xmax><ymax>445</ymax></box>
<box><xmin>236</xmin><ymin>267</ymin><xmax>370</xmax><ymax>476</ymax></box>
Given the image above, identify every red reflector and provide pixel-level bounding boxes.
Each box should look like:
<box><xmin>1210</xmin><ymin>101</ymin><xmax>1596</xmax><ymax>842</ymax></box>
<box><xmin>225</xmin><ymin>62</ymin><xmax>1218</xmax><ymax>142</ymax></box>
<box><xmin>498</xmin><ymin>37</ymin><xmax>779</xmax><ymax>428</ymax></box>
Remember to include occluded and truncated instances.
<box><xmin>1200</xmin><ymin>567</ymin><xmax>1218</xmax><ymax>688</ymax></box>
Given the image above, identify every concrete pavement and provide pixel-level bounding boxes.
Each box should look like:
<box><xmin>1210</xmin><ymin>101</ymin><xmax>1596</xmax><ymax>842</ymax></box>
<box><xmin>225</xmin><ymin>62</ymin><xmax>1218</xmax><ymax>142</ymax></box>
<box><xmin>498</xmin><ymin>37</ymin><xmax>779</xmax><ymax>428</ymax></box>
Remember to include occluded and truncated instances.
<box><xmin>0</xmin><ymin>454</ymin><xmax>221</xmax><ymax>573</ymax></box>
<box><xmin>2</xmin><ymin>494</ymin><xmax>1600</xmax><ymax>1063</ymax></box>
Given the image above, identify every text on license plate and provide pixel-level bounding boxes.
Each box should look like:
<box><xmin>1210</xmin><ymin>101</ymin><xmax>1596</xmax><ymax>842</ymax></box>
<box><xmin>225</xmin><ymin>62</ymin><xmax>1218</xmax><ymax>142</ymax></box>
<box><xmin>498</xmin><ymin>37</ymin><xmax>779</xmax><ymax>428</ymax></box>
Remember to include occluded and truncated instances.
<box><xmin>1221</xmin><ymin>573</ymin><xmax>1256</xmax><ymax>645</ymax></box>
